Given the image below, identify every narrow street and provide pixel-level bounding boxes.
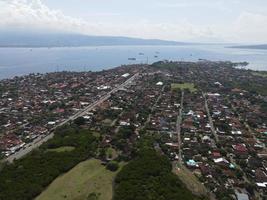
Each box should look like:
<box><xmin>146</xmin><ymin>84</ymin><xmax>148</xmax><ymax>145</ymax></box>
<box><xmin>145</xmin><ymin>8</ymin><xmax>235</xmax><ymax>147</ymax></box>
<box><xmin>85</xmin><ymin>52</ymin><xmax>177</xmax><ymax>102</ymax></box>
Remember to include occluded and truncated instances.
<box><xmin>176</xmin><ymin>90</ymin><xmax>184</xmax><ymax>165</ymax></box>
<box><xmin>143</xmin><ymin>85</ymin><xmax>166</xmax><ymax>128</ymax></box>
<box><xmin>203</xmin><ymin>92</ymin><xmax>219</xmax><ymax>144</ymax></box>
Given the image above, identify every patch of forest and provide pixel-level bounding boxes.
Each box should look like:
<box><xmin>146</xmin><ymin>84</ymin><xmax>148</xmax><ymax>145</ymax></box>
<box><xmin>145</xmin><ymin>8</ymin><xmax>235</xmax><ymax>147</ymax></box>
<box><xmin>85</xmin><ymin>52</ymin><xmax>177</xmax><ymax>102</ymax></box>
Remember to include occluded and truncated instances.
<box><xmin>0</xmin><ymin>125</ymin><xmax>99</xmax><ymax>200</ymax></box>
<box><xmin>113</xmin><ymin>149</ymin><xmax>203</xmax><ymax>200</ymax></box>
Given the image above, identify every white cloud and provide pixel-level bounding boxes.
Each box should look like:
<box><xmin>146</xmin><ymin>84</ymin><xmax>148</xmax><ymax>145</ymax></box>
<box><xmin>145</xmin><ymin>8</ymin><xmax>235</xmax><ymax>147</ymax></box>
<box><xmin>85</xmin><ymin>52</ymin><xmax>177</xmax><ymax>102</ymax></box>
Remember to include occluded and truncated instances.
<box><xmin>0</xmin><ymin>0</ymin><xmax>267</xmax><ymax>43</ymax></box>
<box><xmin>233</xmin><ymin>12</ymin><xmax>267</xmax><ymax>43</ymax></box>
<box><xmin>156</xmin><ymin>0</ymin><xmax>232</xmax><ymax>12</ymax></box>
<box><xmin>0</xmin><ymin>0</ymin><xmax>221</xmax><ymax>42</ymax></box>
<box><xmin>0</xmin><ymin>0</ymin><xmax>88</xmax><ymax>33</ymax></box>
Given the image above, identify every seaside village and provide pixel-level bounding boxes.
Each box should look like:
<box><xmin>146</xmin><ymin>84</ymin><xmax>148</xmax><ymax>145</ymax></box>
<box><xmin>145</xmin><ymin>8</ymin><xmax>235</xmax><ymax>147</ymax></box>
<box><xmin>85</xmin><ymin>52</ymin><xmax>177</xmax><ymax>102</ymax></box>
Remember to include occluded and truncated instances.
<box><xmin>0</xmin><ymin>61</ymin><xmax>267</xmax><ymax>199</ymax></box>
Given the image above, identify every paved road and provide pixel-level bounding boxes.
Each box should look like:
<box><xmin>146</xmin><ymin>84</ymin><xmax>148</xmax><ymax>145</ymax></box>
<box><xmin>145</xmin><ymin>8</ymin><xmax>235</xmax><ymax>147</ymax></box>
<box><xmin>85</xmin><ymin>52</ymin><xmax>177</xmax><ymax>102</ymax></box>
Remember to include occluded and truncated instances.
<box><xmin>176</xmin><ymin>90</ymin><xmax>184</xmax><ymax>165</ymax></box>
<box><xmin>57</xmin><ymin>73</ymin><xmax>139</xmax><ymax>127</ymax></box>
<box><xmin>143</xmin><ymin>85</ymin><xmax>166</xmax><ymax>128</ymax></box>
<box><xmin>5</xmin><ymin>73</ymin><xmax>139</xmax><ymax>163</ymax></box>
<box><xmin>203</xmin><ymin>92</ymin><xmax>219</xmax><ymax>143</ymax></box>
<box><xmin>6</xmin><ymin>134</ymin><xmax>55</xmax><ymax>163</ymax></box>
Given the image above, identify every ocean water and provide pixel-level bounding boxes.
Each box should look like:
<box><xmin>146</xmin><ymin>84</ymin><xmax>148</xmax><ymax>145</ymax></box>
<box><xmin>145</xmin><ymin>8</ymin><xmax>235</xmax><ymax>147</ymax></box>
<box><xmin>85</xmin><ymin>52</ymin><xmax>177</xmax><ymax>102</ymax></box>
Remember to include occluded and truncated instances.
<box><xmin>0</xmin><ymin>45</ymin><xmax>267</xmax><ymax>80</ymax></box>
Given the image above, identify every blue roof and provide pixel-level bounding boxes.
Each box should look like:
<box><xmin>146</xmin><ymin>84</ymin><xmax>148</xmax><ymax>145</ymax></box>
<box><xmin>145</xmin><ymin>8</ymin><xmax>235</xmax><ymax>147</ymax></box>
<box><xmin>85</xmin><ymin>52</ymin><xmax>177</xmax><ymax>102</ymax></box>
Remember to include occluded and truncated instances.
<box><xmin>187</xmin><ymin>159</ymin><xmax>197</xmax><ymax>166</ymax></box>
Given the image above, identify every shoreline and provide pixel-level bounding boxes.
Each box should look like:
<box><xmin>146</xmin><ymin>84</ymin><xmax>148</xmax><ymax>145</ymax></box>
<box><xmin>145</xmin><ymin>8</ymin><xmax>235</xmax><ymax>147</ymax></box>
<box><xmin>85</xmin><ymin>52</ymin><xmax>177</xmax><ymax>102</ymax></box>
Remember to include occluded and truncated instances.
<box><xmin>0</xmin><ymin>60</ymin><xmax>266</xmax><ymax>81</ymax></box>
<box><xmin>1</xmin><ymin>45</ymin><xmax>267</xmax><ymax>79</ymax></box>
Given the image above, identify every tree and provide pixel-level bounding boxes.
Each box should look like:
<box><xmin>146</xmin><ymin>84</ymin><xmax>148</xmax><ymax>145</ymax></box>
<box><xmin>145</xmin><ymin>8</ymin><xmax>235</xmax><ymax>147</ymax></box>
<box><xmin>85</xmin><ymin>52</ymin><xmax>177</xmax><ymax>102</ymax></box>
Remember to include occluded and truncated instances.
<box><xmin>87</xmin><ymin>192</ymin><xmax>100</xmax><ymax>200</ymax></box>
<box><xmin>245</xmin><ymin>183</ymin><xmax>255</xmax><ymax>196</ymax></box>
<box><xmin>74</xmin><ymin>117</ymin><xmax>86</xmax><ymax>126</ymax></box>
<box><xmin>106</xmin><ymin>161</ymin><xmax>119</xmax><ymax>171</ymax></box>
<box><xmin>236</xmin><ymin>169</ymin><xmax>244</xmax><ymax>179</ymax></box>
<box><xmin>99</xmin><ymin>148</ymin><xmax>106</xmax><ymax>160</ymax></box>
<box><xmin>0</xmin><ymin>125</ymin><xmax>98</xmax><ymax>200</ymax></box>
<box><xmin>114</xmin><ymin>149</ymin><xmax>199</xmax><ymax>200</ymax></box>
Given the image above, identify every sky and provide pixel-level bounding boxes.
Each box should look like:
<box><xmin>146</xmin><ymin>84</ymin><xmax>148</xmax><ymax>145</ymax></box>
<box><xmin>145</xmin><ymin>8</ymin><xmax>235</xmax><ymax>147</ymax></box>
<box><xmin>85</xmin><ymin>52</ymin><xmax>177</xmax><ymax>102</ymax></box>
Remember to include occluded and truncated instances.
<box><xmin>0</xmin><ymin>0</ymin><xmax>267</xmax><ymax>43</ymax></box>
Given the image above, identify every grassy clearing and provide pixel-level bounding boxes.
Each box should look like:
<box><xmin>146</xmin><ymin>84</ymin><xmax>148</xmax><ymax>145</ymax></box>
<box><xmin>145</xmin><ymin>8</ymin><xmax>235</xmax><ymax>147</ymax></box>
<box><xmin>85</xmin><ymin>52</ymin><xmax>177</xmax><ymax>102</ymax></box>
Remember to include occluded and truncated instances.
<box><xmin>252</xmin><ymin>72</ymin><xmax>267</xmax><ymax>78</ymax></box>
<box><xmin>47</xmin><ymin>146</ymin><xmax>75</xmax><ymax>153</ymax></box>
<box><xmin>173</xmin><ymin>162</ymin><xmax>208</xmax><ymax>197</ymax></box>
<box><xmin>171</xmin><ymin>83</ymin><xmax>197</xmax><ymax>92</ymax></box>
<box><xmin>36</xmin><ymin>159</ymin><xmax>121</xmax><ymax>200</ymax></box>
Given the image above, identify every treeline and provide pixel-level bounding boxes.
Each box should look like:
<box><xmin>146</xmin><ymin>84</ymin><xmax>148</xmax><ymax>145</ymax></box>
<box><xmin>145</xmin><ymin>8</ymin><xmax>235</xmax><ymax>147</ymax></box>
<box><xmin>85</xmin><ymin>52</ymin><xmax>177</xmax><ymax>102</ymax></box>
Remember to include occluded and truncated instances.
<box><xmin>113</xmin><ymin>149</ymin><xmax>201</xmax><ymax>200</ymax></box>
<box><xmin>0</xmin><ymin>125</ymin><xmax>99</xmax><ymax>200</ymax></box>
<box><xmin>232</xmin><ymin>80</ymin><xmax>267</xmax><ymax>96</ymax></box>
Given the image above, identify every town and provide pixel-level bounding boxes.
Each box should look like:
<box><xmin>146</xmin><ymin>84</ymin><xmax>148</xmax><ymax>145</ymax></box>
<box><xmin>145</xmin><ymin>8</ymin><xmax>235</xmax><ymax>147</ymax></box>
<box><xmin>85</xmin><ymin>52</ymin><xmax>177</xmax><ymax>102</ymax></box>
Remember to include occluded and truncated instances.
<box><xmin>0</xmin><ymin>61</ymin><xmax>266</xmax><ymax>200</ymax></box>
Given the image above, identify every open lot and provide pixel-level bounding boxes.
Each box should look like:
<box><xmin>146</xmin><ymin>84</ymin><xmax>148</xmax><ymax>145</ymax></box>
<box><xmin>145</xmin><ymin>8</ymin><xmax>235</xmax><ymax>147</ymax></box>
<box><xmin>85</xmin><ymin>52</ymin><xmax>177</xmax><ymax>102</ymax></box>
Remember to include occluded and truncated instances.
<box><xmin>171</xmin><ymin>83</ymin><xmax>197</xmax><ymax>92</ymax></box>
<box><xmin>36</xmin><ymin>159</ymin><xmax>120</xmax><ymax>200</ymax></box>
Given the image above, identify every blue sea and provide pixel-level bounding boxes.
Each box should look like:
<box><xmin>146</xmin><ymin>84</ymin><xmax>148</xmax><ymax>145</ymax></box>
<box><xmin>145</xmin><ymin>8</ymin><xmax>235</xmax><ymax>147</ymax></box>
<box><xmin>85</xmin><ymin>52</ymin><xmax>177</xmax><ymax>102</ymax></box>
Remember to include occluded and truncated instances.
<box><xmin>0</xmin><ymin>45</ymin><xmax>267</xmax><ymax>79</ymax></box>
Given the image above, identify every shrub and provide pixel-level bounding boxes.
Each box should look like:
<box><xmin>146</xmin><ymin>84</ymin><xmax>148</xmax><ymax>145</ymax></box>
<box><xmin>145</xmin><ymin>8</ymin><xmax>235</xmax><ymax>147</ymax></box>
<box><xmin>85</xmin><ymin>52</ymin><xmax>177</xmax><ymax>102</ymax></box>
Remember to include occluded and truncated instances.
<box><xmin>106</xmin><ymin>161</ymin><xmax>119</xmax><ymax>172</ymax></box>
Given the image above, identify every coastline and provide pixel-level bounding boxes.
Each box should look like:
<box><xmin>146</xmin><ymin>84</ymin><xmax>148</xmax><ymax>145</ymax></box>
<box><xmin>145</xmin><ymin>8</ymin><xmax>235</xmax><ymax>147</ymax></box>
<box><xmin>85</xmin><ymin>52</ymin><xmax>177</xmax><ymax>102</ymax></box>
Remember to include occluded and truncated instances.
<box><xmin>1</xmin><ymin>45</ymin><xmax>267</xmax><ymax>80</ymax></box>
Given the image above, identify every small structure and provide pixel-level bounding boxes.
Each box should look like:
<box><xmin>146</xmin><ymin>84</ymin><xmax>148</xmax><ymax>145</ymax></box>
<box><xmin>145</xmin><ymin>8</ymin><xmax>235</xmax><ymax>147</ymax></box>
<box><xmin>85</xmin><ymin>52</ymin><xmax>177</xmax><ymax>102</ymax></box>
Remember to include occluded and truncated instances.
<box><xmin>202</xmin><ymin>135</ymin><xmax>211</xmax><ymax>142</ymax></box>
<box><xmin>235</xmin><ymin>191</ymin><xmax>249</xmax><ymax>200</ymax></box>
<box><xmin>186</xmin><ymin>159</ymin><xmax>198</xmax><ymax>168</ymax></box>
<box><xmin>214</xmin><ymin>157</ymin><xmax>230</xmax><ymax>168</ymax></box>
<box><xmin>122</xmin><ymin>73</ymin><xmax>130</xmax><ymax>78</ymax></box>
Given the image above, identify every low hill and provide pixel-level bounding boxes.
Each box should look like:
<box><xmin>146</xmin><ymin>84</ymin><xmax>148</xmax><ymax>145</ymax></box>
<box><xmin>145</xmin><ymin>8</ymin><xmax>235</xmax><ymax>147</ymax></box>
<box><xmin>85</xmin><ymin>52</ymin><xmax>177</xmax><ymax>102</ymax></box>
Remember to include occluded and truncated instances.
<box><xmin>0</xmin><ymin>31</ymin><xmax>189</xmax><ymax>47</ymax></box>
<box><xmin>229</xmin><ymin>44</ymin><xmax>267</xmax><ymax>50</ymax></box>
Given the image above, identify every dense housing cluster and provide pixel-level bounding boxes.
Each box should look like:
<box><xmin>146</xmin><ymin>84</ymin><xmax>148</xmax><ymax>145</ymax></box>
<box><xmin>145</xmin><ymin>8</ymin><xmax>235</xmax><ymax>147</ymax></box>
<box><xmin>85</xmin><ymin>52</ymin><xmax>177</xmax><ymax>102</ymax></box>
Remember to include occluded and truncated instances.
<box><xmin>0</xmin><ymin>66</ymin><xmax>140</xmax><ymax>158</ymax></box>
<box><xmin>0</xmin><ymin>61</ymin><xmax>266</xmax><ymax>200</ymax></box>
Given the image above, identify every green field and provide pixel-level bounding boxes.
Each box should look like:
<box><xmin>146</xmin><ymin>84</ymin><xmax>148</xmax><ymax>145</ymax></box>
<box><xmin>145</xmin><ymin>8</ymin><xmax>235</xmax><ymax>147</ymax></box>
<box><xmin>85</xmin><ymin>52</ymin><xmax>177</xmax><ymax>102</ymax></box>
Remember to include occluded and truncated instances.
<box><xmin>171</xmin><ymin>83</ymin><xmax>197</xmax><ymax>92</ymax></box>
<box><xmin>47</xmin><ymin>146</ymin><xmax>75</xmax><ymax>153</ymax></box>
<box><xmin>36</xmin><ymin>159</ymin><xmax>120</xmax><ymax>200</ymax></box>
<box><xmin>252</xmin><ymin>72</ymin><xmax>267</xmax><ymax>78</ymax></box>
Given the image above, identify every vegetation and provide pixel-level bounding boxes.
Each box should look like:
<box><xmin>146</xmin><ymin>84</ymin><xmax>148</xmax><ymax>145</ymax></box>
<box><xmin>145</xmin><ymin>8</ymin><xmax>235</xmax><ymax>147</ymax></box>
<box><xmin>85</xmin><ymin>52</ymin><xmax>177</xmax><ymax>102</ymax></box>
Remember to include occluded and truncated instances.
<box><xmin>0</xmin><ymin>125</ymin><xmax>99</xmax><ymax>200</ymax></box>
<box><xmin>74</xmin><ymin>116</ymin><xmax>86</xmax><ymax>126</ymax></box>
<box><xmin>46</xmin><ymin>146</ymin><xmax>75</xmax><ymax>153</ymax></box>
<box><xmin>107</xmin><ymin>147</ymin><xmax>117</xmax><ymax>159</ymax></box>
<box><xmin>106</xmin><ymin>161</ymin><xmax>119</xmax><ymax>172</ymax></box>
<box><xmin>252</xmin><ymin>71</ymin><xmax>267</xmax><ymax>78</ymax></box>
<box><xmin>36</xmin><ymin>159</ymin><xmax>121</xmax><ymax>200</ymax></box>
<box><xmin>113</xmin><ymin>149</ymin><xmax>201</xmax><ymax>200</ymax></box>
<box><xmin>174</xmin><ymin>163</ymin><xmax>208</xmax><ymax>197</ymax></box>
<box><xmin>228</xmin><ymin>70</ymin><xmax>267</xmax><ymax>96</ymax></box>
<box><xmin>112</xmin><ymin>125</ymin><xmax>135</xmax><ymax>153</ymax></box>
<box><xmin>171</xmin><ymin>83</ymin><xmax>197</xmax><ymax>92</ymax></box>
<box><xmin>232</xmin><ymin>80</ymin><xmax>267</xmax><ymax>96</ymax></box>
<box><xmin>87</xmin><ymin>193</ymin><xmax>101</xmax><ymax>200</ymax></box>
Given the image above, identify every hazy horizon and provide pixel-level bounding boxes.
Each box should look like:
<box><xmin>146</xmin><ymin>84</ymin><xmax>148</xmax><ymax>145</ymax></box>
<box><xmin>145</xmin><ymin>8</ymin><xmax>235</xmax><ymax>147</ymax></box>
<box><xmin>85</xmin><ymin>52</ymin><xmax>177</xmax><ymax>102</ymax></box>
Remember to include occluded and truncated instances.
<box><xmin>0</xmin><ymin>0</ymin><xmax>267</xmax><ymax>44</ymax></box>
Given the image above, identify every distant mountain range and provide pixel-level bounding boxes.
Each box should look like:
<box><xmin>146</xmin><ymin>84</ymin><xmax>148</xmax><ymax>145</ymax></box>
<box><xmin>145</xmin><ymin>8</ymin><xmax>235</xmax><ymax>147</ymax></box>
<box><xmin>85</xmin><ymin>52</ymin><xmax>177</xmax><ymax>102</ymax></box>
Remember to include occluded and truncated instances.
<box><xmin>0</xmin><ymin>31</ymin><xmax>191</xmax><ymax>47</ymax></box>
<box><xmin>230</xmin><ymin>44</ymin><xmax>267</xmax><ymax>50</ymax></box>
